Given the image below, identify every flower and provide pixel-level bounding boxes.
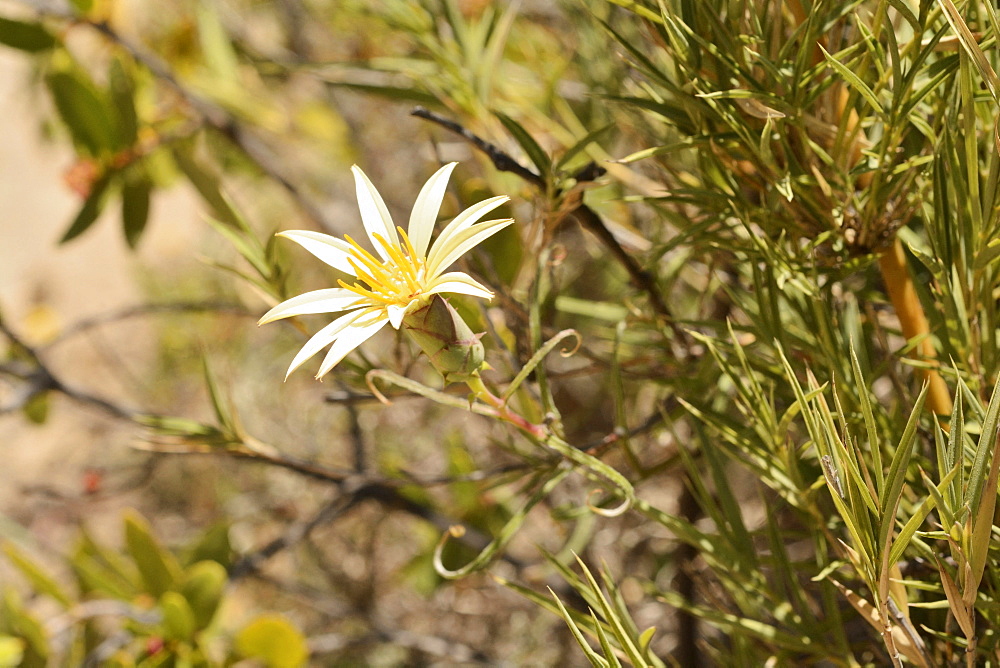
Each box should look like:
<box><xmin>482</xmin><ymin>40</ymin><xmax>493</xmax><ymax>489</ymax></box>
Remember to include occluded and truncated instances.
<box><xmin>260</xmin><ymin>163</ymin><xmax>513</xmax><ymax>380</ymax></box>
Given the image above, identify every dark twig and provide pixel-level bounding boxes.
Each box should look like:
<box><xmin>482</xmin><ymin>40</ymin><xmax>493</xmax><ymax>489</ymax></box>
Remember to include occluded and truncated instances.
<box><xmin>229</xmin><ymin>491</ymin><xmax>358</xmax><ymax>578</ymax></box>
<box><xmin>571</xmin><ymin>204</ymin><xmax>671</xmax><ymax>319</ymax></box>
<box><xmin>229</xmin><ymin>475</ymin><xmax>525</xmax><ymax>580</ymax></box>
<box><xmin>410</xmin><ymin>106</ymin><xmax>672</xmax><ymax>321</ymax></box>
<box><xmin>0</xmin><ymin>318</ymin><xmax>138</xmax><ymax>420</ymax></box>
<box><xmin>44</xmin><ymin>301</ymin><xmax>253</xmax><ymax>349</ymax></box>
<box><xmin>411</xmin><ymin>107</ymin><xmax>545</xmax><ymax>188</ymax></box>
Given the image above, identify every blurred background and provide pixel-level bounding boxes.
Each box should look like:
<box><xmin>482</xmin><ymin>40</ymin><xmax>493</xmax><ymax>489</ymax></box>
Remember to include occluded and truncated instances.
<box><xmin>0</xmin><ymin>1</ymin><xmax>675</xmax><ymax>665</ymax></box>
<box><xmin>7</xmin><ymin>0</ymin><xmax>984</xmax><ymax>665</ymax></box>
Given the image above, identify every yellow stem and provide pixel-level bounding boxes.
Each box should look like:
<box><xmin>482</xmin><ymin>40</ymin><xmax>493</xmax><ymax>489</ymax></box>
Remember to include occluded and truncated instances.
<box><xmin>877</xmin><ymin>237</ymin><xmax>953</xmax><ymax>417</ymax></box>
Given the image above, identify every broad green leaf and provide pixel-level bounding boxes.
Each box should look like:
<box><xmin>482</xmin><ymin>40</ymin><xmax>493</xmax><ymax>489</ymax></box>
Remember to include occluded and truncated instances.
<box><xmin>108</xmin><ymin>57</ymin><xmax>138</xmax><ymax>145</ymax></box>
<box><xmin>183</xmin><ymin>523</ymin><xmax>232</xmax><ymax>569</ymax></box>
<box><xmin>880</xmin><ymin>383</ymin><xmax>929</xmax><ymax>518</ymax></box>
<box><xmin>968</xmin><ymin>372</ymin><xmax>1000</xmax><ymax>511</ymax></box>
<box><xmin>121</xmin><ymin>173</ymin><xmax>152</xmax><ymax>249</ymax></box>
<box><xmin>3</xmin><ymin>543</ymin><xmax>73</xmax><ymax>608</ymax></box>
<box><xmin>71</xmin><ymin>529</ymin><xmax>139</xmax><ymax>598</ymax></box>
<box><xmin>0</xmin><ymin>636</ymin><xmax>24</xmax><ymax>668</ymax></box>
<box><xmin>159</xmin><ymin>591</ymin><xmax>196</xmax><ymax>641</ymax></box>
<box><xmin>60</xmin><ymin>174</ymin><xmax>112</xmax><ymax>244</ymax></box>
<box><xmin>196</xmin><ymin>3</ymin><xmax>239</xmax><ymax>82</ymax></box>
<box><xmin>236</xmin><ymin>615</ymin><xmax>309</xmax><ymax>668</ymax></box>
<box><xmin>180</xmin><ymin>561</ymin><xmax>227</xmax><ymax>630</ymax></box>
<box><xmin>967</xmin><ymin>374</ymin><xmax>1000</xmax><ymax>596</ymax></box>
<box><xmin>1</xmin><ymin>593</ymin><xmax>47</xmax><ymax>667</ymax></box>
<box><xmin>124</xmin><ymin>511</ymin><xmax>181</xmax><ymax>598</ymax></box>
<box><xmin>21</xmin><ymin>391</ymin><xmax>48</xmax><ymax>425</ymax></box>
<box><xmin>0</xmin><ymin>17</ymin><xmax>55</xmax><ymax>52</ymax></box>
<box><xmin>46</xmin><ymin>70</ymin><xmax>117</xmax><ymax>154</ymax></box>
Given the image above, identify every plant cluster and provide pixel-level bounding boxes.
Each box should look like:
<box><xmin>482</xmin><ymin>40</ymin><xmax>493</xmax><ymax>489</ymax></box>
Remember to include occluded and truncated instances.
<box><xmin>3</xmin><ymin>0</ymin><xmax>1000</xmax><ymax>665</ymax></box>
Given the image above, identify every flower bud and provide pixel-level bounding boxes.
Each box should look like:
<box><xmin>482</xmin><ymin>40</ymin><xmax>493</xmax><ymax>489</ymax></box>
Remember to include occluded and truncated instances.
<box><xmin>402</xmin><ymin>295</ymin><xmax>485</xmax><ymax>383</ymax></box>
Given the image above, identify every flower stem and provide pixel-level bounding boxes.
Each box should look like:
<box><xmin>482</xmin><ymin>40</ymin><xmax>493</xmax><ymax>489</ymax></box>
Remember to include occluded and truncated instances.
<box><xmin>877</xmin><ymin>237</ymin><xmax>953</xmax><ymax>416</ymax></box>
<box><xmin>465</xmin><ymin>375</ymin><xmax>546</xmax><ymax>439</ymax></box>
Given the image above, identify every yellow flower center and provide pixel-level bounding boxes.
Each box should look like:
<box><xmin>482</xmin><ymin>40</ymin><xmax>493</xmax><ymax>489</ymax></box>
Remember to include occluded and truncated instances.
<box><xmin>338</xmin><ymin>227</ymin><xmax>427</xmax><ymax>308</ymax></box>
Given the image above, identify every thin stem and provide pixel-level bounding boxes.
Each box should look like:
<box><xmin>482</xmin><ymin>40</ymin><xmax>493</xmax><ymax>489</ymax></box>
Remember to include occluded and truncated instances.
<box><xmin>465</xmin><ymin>375</ymin><xmax>546</xmax><ymax>439</ymax></box>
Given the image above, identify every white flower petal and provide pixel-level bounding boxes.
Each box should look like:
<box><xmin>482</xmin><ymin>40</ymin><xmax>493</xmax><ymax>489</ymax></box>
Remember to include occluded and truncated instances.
<box><xmin>278</xmin><ymin>231</ymin><xmax>358</xmax><ymax>275</ymax></box>
<box><xmin>284</xmin><ymin>312</ymin><xmax>365</xmax><ymax>380</ymax></box>
<box><xmin>352</xmin><ymin>165</ymin><xmax>398</xmax><ymax>261</ymax></box>
<box><xmin>386</xmin><ymin>303</ymin><xmax>409</xmax><ymax>329</ymax></box>
<box><xmin>259</xmin><ymin>288</ymin><xmax>363</xmax><ymax>324</ymax></box>
<box><xmin>408</xmin><ymin>162</ymin><xmax>457</xmax><ymax>260</ymax></box>
<box><xmin>425</xmin><ymin>218</ymin><xmax>515</xmax><ymax>277</ymax></box>
<box><xmin>315</xmin><ymin>316</ymin><xmax>389</xmax><ymax>379</ymax></box>
<box><xmin>425</xmin><ymin>272</ymin><xmax>494</xmax><ymax>300</ymax></box>
<box><xmin>427</xmin><ymin>196</ymin><xmax>509</xmax><ymax>272</ymax></box>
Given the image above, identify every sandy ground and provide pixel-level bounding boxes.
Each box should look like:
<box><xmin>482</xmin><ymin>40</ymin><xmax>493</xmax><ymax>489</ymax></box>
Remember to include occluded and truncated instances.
<box><xmin>0</xmin><ymin>47</ymin><xmax>204</xmax><ymax>548</ymax></box>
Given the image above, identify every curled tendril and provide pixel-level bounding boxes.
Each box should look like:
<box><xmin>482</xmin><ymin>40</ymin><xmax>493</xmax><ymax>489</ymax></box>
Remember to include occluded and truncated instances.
<box><xmin>364</xmin><ymin>369</ymin><xmax>394</xmax><ymax>405</ymax></box>
<box><xmin>364</xmin><ymin>369</ymin><xmax>502</xmax><ymax>417</ymax></box>
<box><xmin>586</xmin><ymin>488</ymin><xmax>632</xmax><ymax>518</ymax></box>
<box><xmin>559</xmin><ymin>336</ymin><xmax>582</xmax><ymax>357</ymax></box>
<box><xmin>542</xmin><ymin>433</ymin><xmax>635</xmax><ymax>514</ymax></box>
<box><xmin>502</xmin><ymin>329</ymin><xmax>581</xmax><ymax>402</ymax></box>
<box><xmin>432</xmin><ymin>468</ymin><xmax>572</xmax><ymax>579</ymax></box>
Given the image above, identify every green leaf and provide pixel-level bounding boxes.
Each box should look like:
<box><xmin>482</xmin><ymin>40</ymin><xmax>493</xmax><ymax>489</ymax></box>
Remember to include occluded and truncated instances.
<box><xmin>0</xmin><ymin>17</ymin><xmax>56</xmax><ymax>52</ymax></box>
<box><xmin>46</xmin><ymin>70</ymin><xmax>117</xmax><ymax>154</ymax></box>
<box><xmin>937</xmin><ymin>0</ymin><xmax>1000</xmax><ymax>101</ymax></box>
<box><xmin>592</xmin><ymin>612</ymin><xmax>624</xmax><ymax>668</ymax></box>
<box><xmin>0</xmin><ymin>636</ymin><xmax>24</xmax><ymax>668</ymax></box>
<box><xmin>170</xmin><ymin>146</ymin><xmax>246</xmax><ymax>231</ymax></box>
<box><xmin>3</xmin><ymin>543</ymin><xmax>73</xmax><ymax>608</ymax></box>
<box><xmin>123</xmin><ymin>511</ymin><xmax>181</xmax><ymax>597</ymax></box>
<box><xmin>548</xmin><ymin>588</ymin><xmax>610</xmax><ymax>668</ymax></box>
<box><xmin>180</xmin><ymin>561</ymin><xmax>227</xmax><ymax>630</ymax></box>
<box><xmin>1</xmin><ymin>593</ymin><xmax>47</xmax><ymax>667</ymax></box>
<box><xmin>236</xmin><ymin>615</ymin><xmax>309</xmax><ymax>668</ymax></box>
<box><xmin>196</xmin><ymin>3</ymin><xmax>239</xmax><ymax>82</ymax></box>
<box><xmin>555</xmin><ymin>123</ymin><xmax>614</xmax><ymax>171</ymax></box>
<box><xmin>820</xmin><ymin>46</ymin><xmax>884</xmax><ymax>116</ymax></box>
<box><xmin>70</xmin><ymin>553</ymin><xmax>134</xmax><ymax>599</ymax></box>
<box><xmin>573</xmin><ymin>556</ymin><xmax>646</xmax><ymax>667</ymax></box>
<box><xmin>849</xmin><ymin>344</ymin><xmax>883</xmax><ymax>492</ymax></box>
<box><xmin>887</xmin><ymin>464</ymin><xmax>960</xmax><ymax>567</ymax></box>
<box><xmin>121</xmin><ymin>173</ymin><xmax>152</xmax><ymax>249</ymax></box>
<box><xmin>159</xmin><ymin>591</ymin><xmax>196</xmax><ymax>641</ymax></box>
<box><xmin>108</xmin><ymin>57</ymin><xmax>138</xmax><ymax>146</ymax></box>
<box><xmin>968</xmin><ymin>371</ymin><xmax>1000</xmax><ymax>511</ymax></box>
<box><xmin>68</xmin><ymin>0</ymin><xmax>94</xmax><ymax>13</ymax></box>
<box><xmin>59</xmin><ymin>174</ymin><xmax>112</xmax><ymax>244</ymax></box>
<box><xmin>183</xmin><ymin>523</ymin><xmax>232</xmax><ymax>569</ymax></box>
<box><xmin>72</xmin><ymin>527</ymin><xmax>140</xmax><ymax>596</ymax></box>
<box><xmin>317</xmin><ymin>80</ymin><xmax>440</xmax><ymax>106</ymax></box>
<box><xmin>967</xmin><ymin>373</ymin><xmax>1000</xmax><ymax>594</ymax></box>
<box><xmin>21</xmin><ymin>391</ymin><xmax>48</xmax><ymax>425</ymax></box>
<box><xmin>495</xmin><ymin>112</ymin><xmax>551</xmax><ymax>177</ymax></box>
<box><xmin>878</xmin><ymin>383</ymin><xmax>929</xmax><ymax>552</ymax></box>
